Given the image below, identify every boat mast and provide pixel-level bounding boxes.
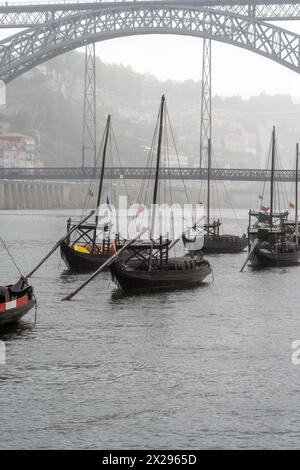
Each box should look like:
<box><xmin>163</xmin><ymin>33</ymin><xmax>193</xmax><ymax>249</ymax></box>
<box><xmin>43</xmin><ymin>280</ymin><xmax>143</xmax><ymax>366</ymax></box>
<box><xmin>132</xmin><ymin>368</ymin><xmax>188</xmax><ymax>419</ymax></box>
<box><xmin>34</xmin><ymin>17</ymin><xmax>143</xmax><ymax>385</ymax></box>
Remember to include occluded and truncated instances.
<box><xmin>270</xmin><ymin>126</ymin><xmax>276</xmax><ymax>228</ymax></box>
<box><xmin>296</xmin><ymin>142</ymin><xmax>299</xmax><ymax>246</ymax></box>
<box><xmin>151</xmin><ymin>95</ymin><xmax>165</xmax><ymax>239</ymax></box>
<box><xmin>95</xmin><ymin>114</ymin><xmax>110</xmax><ymax>225</ymax></box>
<box><xmin>207</xmin><ymin>138</ymin><xmax>211</xmax><ymax>227</ymax></box>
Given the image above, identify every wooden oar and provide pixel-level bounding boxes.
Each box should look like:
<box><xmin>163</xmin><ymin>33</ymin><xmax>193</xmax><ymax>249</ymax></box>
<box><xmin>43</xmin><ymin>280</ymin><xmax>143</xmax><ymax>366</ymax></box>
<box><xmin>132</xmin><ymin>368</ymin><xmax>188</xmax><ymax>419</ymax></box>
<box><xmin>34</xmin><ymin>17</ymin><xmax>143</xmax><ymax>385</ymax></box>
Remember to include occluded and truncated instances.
<box><xmin>26</xmin><ymin>210</ymin><xmax>96</xmax><ymax>279</ymax></box>
<box><xmin>62</xmin><ymin>227</ymin><xmax>148</xmax><ymax>301</ymax></box>
<box><xmin>240</xmin><ymin>238</ymin><xmax>259</xmax><ymax>272</ymax></box>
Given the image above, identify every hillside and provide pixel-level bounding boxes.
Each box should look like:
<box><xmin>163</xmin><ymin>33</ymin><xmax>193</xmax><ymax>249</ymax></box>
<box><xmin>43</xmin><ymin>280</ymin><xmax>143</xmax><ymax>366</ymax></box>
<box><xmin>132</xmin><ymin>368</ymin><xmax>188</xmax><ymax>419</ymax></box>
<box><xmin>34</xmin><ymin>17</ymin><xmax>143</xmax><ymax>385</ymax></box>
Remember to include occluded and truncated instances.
<box><xmin>1</xmin><ymin>50</ymin><xmax>300</xmax><ymax>169</ymax></box>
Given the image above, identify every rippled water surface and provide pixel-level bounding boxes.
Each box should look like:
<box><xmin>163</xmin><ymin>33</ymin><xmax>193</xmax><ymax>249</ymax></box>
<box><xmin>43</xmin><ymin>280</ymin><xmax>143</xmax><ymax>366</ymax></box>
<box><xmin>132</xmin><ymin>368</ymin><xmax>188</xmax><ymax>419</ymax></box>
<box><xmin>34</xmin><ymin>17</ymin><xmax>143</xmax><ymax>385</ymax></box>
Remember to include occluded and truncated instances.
<box><xmin>1</xmin><ymin>210</ymin><xmax>300</xmax><ymax>449</ymax></box>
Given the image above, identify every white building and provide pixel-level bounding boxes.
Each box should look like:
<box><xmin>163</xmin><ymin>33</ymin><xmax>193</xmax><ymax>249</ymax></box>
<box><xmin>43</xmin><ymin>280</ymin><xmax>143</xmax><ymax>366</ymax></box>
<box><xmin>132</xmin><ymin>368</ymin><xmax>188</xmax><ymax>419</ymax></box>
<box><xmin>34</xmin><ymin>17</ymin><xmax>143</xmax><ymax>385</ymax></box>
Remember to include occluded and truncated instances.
<box><xmin>0</xmin><ymin>133</ymin><xmax>36</xmax><ymax>168</ymax></box>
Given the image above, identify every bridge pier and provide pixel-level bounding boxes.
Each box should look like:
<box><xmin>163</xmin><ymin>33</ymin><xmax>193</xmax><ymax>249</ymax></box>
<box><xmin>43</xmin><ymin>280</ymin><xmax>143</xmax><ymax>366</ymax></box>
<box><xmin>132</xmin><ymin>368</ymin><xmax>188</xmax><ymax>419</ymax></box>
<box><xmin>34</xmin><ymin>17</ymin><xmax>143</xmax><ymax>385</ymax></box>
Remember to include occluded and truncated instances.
<box><xmin>54</xmin><ymin>185</ymin><xmax>60</xmax><ymax>208</ymax></box>
<box><xmin>5</xmin><ymin>183</ymin><xmax>12</xmax><ymax>209</ymax></box>
<box><xmin>12</xmin><ymin>184</ymin><xmax>18</xmax><ymax>209</ymax></box>
<box><xmin>49</xmin><ymin>184</ymin><xmax>56</xmax><ymax>208</ymax></box>
<box><xmin>42</xmin><ymin>184</ymin><xmax>47</xmax><ymax>208</ymax></box>
<box><xmin>200</xmin><ymin>38</ymin><xmax>212</xmax><ymax>168</ymax></box>
<box><xmin>30</xmin><ymin>183</ymin><xmax>37</xmax><ymax>209</ymax></box>
<box><xmin>46</xmin><ymin>184</ymin><xmax>51</xmax><ymax>208</ymax></box>
<box><xmin>0</xmin><ymin>180</ymin><xmax>97</xmax><ymax>209</ymax></box>
<box><xmin>19</xmin><ymin>183</ymin><xmax>26</xmax><ymax>209</ymax></box>
<box><xmin>0</xmin><ymin>183</ymin><xmax>4</xmax><ymax>208</ymax></box>
<box><xmin>0</xmin><ymin>178</ymin><xmax>289</xmax><ymax>210</ymax></box>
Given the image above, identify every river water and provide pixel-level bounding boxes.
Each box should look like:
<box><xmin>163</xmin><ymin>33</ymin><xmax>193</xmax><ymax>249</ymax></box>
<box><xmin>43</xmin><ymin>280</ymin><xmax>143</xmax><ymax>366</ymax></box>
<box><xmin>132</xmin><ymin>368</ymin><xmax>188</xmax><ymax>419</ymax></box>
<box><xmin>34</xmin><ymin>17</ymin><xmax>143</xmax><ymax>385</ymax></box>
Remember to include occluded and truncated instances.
<box><xmin>1</xmin><ymin>209</ymin><xmax>300</xmax><ymax>450</ymax></box>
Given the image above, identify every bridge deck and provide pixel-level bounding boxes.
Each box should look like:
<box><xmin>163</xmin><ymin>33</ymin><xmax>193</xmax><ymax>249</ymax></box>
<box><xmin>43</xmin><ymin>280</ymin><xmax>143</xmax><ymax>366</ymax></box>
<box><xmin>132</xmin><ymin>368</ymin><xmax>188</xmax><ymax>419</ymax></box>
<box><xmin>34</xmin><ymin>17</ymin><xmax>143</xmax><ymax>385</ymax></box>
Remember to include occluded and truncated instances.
<box><xmin>0</xmin><ymin>167</ymin><xmax>297</xmax><ymax>182</ymax></box>
<box><xmin>0</xmin><ymin>0</ymin><xmax>299</xmax><ymax>27</ymax></box>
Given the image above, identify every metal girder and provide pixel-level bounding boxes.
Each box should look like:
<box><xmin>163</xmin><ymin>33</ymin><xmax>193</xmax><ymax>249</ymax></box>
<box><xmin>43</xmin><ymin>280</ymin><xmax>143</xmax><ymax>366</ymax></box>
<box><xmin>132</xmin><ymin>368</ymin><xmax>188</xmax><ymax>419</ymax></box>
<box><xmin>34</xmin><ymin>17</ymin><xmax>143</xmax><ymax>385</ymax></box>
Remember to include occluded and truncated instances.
<box><xmin>200</xmin><ymin>38</ymin><xmax>211</xmax><ymax>169</ymax></box>
<box><xmin>82</xmin><ymin>43</ymin><xmax>97</xmax><ymax>168</ymax></box>
<box><xmin>1</xmin><ymin>2</ymin><xmax>300</xmax><ymax>27</ymax></box>
<box><xmin>1</xmin><ymin>7</ymin><xmax>300</xmax><ymax>83</ymax></box>
<box><xmin>0</xmin><ymin>166</ymin><xmax>298</xmax><ymax>182</ymax></box>
<box><xmin>211</xmin><ymin>2</ymin><xmax>300</xmax><ymax>20</ymax></box>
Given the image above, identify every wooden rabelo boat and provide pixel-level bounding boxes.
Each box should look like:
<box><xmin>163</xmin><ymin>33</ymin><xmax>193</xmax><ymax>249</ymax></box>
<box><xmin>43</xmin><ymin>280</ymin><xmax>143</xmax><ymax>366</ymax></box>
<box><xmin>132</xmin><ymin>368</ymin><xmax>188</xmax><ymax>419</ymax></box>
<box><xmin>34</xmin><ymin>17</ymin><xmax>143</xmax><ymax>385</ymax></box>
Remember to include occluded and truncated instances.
<box><xmin>110</xmin><ymin>239</ymin><xmax>211</xmax><ymax>293</ymax></box>
<box><xmin>60</xmin><ymin>219</ymin><xmax>121</xmax><ymax>272</ymax></box>
<box><xmin>0</xmin><ymin>208</ymin><xmax>99</xmax><ymax>322</ymax></box>
<box><xmin>245</xmin><ymin>128</ymin><xmax>300</xmax><ymax>268</ymax></box>
<box><xmin>201</xmin><ymin>139</ymin><xmax>247</xmax><ymax>254</ymax></box>
<box><xmin>60</xmin><ymin>115</ymin><xmax>124</xmax><ymax>272</ymax></box>
<box><xmin>109</xmin><ymin>95</ymin><xmax>212</xmax><ymax>293</ymax></box>
<box><xmin>0</xmin><ymin>277</ymin><xmax>35</xmax><ymax>327</ymax></box>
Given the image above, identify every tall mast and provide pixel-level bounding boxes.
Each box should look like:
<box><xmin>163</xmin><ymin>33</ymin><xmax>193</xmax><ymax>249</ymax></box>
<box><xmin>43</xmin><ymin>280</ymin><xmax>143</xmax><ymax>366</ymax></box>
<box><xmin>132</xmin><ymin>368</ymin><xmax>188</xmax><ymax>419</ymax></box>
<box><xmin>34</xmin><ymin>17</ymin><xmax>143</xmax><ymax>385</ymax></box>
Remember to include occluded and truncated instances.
<box><xmin>296</xmin><ymin>142</ymin><xmax>299</xmax><ymax>246</ymax></box>
<box><xmin>95</xmin><ymin>114</ymin><xmax>110</xmax><ymax>225</ymax></box>
<box><xmin>270</xmin><ymin>126</ymin><xmax>276</xmax><ymax>228</ymax></box>
<box><xmin>207</xmin><ymin>138</ymin><xmax>211</xmax><ymax>226</ymax></box>
<box><xmin>151</xmin><ymin>95</ymin><xmax>165</xmax><ymax>239</ymax></box>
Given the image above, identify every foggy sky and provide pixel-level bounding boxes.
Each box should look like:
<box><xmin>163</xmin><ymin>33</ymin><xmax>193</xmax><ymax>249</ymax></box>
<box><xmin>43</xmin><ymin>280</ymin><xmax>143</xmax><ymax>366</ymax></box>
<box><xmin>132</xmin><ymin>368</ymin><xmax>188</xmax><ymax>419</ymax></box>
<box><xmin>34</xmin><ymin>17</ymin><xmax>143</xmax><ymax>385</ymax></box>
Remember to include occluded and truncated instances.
<box><xmin>93</xmin><ymin>25</ymin><xmax>300</xmax><ymax>98</ymax></box>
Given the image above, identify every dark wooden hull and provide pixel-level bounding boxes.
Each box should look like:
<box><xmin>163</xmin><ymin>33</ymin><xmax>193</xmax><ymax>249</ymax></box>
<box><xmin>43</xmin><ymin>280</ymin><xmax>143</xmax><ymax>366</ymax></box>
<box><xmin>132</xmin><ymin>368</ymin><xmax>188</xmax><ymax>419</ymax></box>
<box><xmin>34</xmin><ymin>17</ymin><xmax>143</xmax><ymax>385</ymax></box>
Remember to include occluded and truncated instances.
<box><xmin>202</xmin><ymin>235</ymin><xmax>248</xmax><ymax>254</ymax></box>
<box><xmin>110</xmin><ymin>262</ymin><xmax>212</xmax><ymax>293</ymax></box>
<box><xmin>249</xmin><ymin>248</ymin><xmax>300</xmax><ymax>267</ymax></box>
<box><xmin>60</xmin><ymin>241</ymin><xmax>113</xmax><ymax>272</ymax></box>
<box><xmin>0</xmin><ymin>298</ymin><xmax>35</xmax><ymax>327</ymax></box>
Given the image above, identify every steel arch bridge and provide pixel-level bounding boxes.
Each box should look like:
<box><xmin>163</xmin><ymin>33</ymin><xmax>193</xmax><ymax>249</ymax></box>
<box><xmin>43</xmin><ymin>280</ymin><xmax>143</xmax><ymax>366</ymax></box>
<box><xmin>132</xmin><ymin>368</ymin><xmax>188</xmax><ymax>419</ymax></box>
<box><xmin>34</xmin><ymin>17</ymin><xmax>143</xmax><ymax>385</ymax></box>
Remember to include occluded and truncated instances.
<box><xmin>1</xmin><ymin>5</ymin><xmax>300</xmax><ymax>83</ymax></box>
<box><xmin>1</xmin><ymin>1</ymin><xmax>300</xmax><ymax>27</ymax></box>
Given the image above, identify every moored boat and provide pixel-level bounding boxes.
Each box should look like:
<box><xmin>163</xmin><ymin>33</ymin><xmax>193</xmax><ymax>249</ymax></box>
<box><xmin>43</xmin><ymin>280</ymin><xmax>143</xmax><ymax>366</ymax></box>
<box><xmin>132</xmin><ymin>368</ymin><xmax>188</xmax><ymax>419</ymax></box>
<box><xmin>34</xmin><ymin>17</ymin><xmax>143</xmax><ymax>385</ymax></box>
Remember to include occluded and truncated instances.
<box><xmin>245</xmin><ymin>128</ymin><xmax>300</xmax><ymax>269</ymax></box>
<box><xmin>247</xmin><ymin>214</ymin><xmax>300</xmax><ymax>267</ymax></box>
<box><xmin>201</xmin><ymin>139</ymin><xmax>247</xmax><ymax>254</ymax></box>
<box><xmin>60</xmin><ymin>115</ymin><xmax>124</xmax><ymax>272</ymax></box>
<box><xmin>60</xmin><ymin>238</ymin><xmax>115</xmax><ymax>272</ymax></box>
<box><xmin>203</xmin><ymin>221</ymin><xmax>247</xmax><ymax>254</ymax></box>
<box><xmin>110</xmin><ymin>240</ymin><xmax>211</xmax><ymax>293</ymax></box>
<box><xmin>0</xmin><ymin>278</ymin><xmax>35</xmax><ymax>327</ymax></box>
<box><xmin>109</xmin><ymin>95</ymin><xmax>212</xmax><ymax>293</ymax></box>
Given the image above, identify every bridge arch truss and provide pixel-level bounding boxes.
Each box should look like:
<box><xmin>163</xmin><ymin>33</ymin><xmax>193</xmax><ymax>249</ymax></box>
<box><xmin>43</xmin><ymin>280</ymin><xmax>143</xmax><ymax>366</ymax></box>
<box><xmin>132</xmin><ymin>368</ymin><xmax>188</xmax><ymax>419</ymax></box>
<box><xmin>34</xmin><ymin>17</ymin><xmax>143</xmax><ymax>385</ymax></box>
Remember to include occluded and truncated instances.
<box><xmin>1</xmin><ymin>5</ymin><xmax>300</xmax><ymax>82</ymax></box>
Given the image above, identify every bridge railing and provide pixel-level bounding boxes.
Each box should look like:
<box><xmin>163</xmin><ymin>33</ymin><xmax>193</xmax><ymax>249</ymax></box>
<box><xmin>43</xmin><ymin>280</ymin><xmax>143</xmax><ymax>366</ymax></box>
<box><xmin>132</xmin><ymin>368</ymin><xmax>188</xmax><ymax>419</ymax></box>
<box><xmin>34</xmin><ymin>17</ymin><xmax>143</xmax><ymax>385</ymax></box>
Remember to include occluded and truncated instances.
<box><xmin>0</xmin><ymin>0</ymin><xmax>249</xmax><ymax>6</ymax></box>
<box><xmin>0</xmin><ymin>167</ymin><xmax>297</xmax><ymax>181</ymax></box>
<box><xmin>0</xmin><ymin>0</ymin><xmax>156</xmax><ymax>5</ymax></box>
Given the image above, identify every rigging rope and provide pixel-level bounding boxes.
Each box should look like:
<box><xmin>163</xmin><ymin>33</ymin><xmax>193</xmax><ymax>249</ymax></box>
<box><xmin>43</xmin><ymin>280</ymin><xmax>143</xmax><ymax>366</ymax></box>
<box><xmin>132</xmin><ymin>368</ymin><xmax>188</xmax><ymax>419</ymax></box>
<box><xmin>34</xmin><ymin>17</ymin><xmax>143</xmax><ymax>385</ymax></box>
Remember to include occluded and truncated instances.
<box><xmin>111</xmin><ymin>125</ymin><xmax>132</xmax><ymax>206</ymax></box>
<box><xmin>275</xmin><ymin>138</ymin><xmax>289</xmax><ymax>213</ymax></box>
<box><xmin>165</xmin><ymin>105</ymin><xmax>191</xmax><ymax>207</ymax></box>
<box><xmin>257</xmin><ymin>133</ymin><xmax>272</xmax><ymax>211</ymax></box>
<box><xmin>0</xmin><ymin>236</ymin><xmax>23</xmax><ymax>277</ymax></box>
<box><xmin>80</xmin><ymin>126</ymin><xmax>106</xmax><ymax>219</ymax></box>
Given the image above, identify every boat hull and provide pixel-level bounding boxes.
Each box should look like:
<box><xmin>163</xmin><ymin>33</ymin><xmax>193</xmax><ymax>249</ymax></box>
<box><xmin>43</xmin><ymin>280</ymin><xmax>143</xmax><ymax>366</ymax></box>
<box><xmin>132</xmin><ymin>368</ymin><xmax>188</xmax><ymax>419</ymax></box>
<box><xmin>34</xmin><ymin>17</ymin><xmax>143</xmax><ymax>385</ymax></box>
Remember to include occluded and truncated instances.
<box><xmin>60</xmin><ymin>241</ymin><xmax>113</xmax><ymax>272</ymax></box>
<box><xmin>202</xmin><ymin>236</ymin><xmax>248</xmax><ymax>254</ymax></box>
<box><xmin>249</xmin><ymin>248</ymin><xmax>300</xmax><ymax>267</ymax></box>
<box><xmin>111</xmin><ymin>263</ymin><xmax>212</xmax><ymax>293</ymax></box>
<box><xmin>0</xmin><ymin>298</ymin><xmax>35</xmax><ymax>327</ymax></box>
